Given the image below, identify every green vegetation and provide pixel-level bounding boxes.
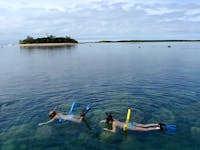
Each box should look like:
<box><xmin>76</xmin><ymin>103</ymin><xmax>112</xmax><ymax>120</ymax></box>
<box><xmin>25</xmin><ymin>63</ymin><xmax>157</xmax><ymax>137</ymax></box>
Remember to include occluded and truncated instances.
<box><xmin>19</xmin><ymin>35</ymin><xmax>78</xmax><ymax>44</ymax></box>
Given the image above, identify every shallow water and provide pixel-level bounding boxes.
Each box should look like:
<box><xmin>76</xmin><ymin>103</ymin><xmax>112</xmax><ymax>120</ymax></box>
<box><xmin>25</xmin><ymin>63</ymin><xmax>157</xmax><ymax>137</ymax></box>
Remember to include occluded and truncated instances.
<box><xmin>0</xmin><ymin>42</ymin><xmax>200</xmax><ymax>150</ymax></box>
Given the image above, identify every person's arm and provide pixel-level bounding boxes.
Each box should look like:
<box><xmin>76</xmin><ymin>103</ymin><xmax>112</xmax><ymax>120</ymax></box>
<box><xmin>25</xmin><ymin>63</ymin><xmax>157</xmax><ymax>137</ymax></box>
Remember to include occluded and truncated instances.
<box><xmin>100</xmin><ymin>120</ymin><xmax>106</xmax><ymax>123</ymax></box>
<box><xmin>103</xmin><ymin>123</ymin><xmax>117</xmax><ymax>133</ymax></box>
<box><xmin>103</xmin><ymin>128</ymin><xmax>116</xmax><ymax>133</ymax></box>
<box><xmin>38</xmin><ymin>118</ymin><xmax>55</xmax><ymax>126</ymax></box>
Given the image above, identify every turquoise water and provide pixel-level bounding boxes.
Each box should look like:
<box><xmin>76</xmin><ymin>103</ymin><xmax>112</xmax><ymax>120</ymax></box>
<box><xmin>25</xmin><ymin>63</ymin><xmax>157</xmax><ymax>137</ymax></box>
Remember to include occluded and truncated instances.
<box><xmin>0</xmin><ymin>42</ymin><xmax>200</xmax><ymax>150</ymax></box>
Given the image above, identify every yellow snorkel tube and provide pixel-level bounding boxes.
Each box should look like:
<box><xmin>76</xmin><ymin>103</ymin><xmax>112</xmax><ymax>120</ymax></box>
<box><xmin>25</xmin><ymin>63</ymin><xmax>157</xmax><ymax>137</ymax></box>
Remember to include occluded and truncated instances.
<box><xmin>123</xmin><ymin>108</ymin><xmax>131</xmax><ymax>132</ymax></box>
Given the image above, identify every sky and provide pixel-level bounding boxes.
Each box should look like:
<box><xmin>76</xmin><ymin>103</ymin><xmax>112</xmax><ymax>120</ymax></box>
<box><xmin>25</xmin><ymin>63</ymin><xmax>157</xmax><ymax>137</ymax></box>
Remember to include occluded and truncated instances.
<box><xmin>0</xmin><ymin>0</ymin><xmax>200</xmax><ymax>44</ymax></box>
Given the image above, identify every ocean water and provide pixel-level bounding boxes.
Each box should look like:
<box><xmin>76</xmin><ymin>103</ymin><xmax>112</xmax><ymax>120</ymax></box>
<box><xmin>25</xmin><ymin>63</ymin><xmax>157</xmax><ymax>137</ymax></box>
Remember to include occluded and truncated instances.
<box><xmin>0</xmin><ymin>42</ymin><xmax>200</xmax><ymax>150</ymax></box>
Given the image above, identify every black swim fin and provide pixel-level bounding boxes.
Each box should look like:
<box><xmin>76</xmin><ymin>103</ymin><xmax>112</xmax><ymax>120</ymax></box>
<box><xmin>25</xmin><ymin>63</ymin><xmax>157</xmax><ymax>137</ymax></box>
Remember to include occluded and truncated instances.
<box><xmin>80</xmin><ymin>104</ymin><xmax>91</xmax><ymax>117</ymax></box>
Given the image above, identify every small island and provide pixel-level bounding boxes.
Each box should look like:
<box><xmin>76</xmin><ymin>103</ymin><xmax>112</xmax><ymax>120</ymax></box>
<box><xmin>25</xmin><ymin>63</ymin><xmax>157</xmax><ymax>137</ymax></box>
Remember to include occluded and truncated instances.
<box><xmin>19</xmin><ymin>35</ymin><xmax>78</xmax><ymax>46</ymax></box>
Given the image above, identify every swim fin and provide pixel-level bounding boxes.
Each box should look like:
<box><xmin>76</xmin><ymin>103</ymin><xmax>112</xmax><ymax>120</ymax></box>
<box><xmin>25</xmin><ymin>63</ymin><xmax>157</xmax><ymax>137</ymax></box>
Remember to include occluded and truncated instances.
<box><xmin>68</xmin><ymin>101</ymin><xmax>75</xmax><ymax>114</ymax></box>
<box><xmin>159</xmin><ymin>123</ymin><xmax>177</xmax><ymax>134</ymax></box>
<box><xmin>165</xmin><ymin>124</ymin><xmax>177</xmax><ymax>134</ymax></box>
<box><xmin>80</xmin><ymin>104</ymin><xmax>91</xmax><ymax>117</ymax></box>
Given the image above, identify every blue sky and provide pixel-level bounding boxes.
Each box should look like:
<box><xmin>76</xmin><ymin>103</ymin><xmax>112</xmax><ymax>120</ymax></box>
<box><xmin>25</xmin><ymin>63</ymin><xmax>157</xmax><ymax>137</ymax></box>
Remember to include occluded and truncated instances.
<box><xmin>0</xmin><ymin>0</ymin><xmax>200</xmax><ymax>44</ymax></box>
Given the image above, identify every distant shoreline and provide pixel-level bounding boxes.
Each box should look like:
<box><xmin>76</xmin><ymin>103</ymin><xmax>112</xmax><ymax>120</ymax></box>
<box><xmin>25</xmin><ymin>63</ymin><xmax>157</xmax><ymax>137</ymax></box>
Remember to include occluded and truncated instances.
<box><xmin>97</xmin><ymin>40</ymin><xmax>200</xmax><ymax>43</ymax></box>
<box><xmin>18</xmin><ymin>40</ymin><xmax>200</xmax><ymax>47</ymax></box>
<box><xmin>19</xmin><ymin>43</ymin><xmax>78</xmax><ymax>47</ymax></box>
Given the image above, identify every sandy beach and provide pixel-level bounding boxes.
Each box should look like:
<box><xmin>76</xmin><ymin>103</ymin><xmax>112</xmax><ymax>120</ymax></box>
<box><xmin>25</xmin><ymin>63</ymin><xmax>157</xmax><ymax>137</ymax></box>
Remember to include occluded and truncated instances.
<box><xmin>19</xmin><ymin>43</ymin><xmax>78</xmax><ymax>47</ymax></box>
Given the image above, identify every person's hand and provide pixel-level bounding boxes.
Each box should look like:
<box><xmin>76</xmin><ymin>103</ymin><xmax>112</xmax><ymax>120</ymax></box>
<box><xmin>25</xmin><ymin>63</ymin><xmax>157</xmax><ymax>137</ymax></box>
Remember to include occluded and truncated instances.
<box><xmin>38</xmin><ymin>123</ymin><xmax>44</xmax><ymax>126</ymax></box>
<box><xmin>103</xmin><ymin>128</ymin><xmax>108</xmax><ymax>131</ymax></box>
<box><xmin>100</xmin><ymin>120</ymin><xmax>106</xmax><ymax>123</ymax></box>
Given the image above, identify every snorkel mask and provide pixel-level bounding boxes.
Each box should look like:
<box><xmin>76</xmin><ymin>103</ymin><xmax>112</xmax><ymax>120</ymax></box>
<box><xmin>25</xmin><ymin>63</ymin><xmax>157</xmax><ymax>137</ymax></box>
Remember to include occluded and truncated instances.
<box><xmin>49</xmin><ymin>111</ymin><xmax>56</xmax><ymax>119</ymax></box>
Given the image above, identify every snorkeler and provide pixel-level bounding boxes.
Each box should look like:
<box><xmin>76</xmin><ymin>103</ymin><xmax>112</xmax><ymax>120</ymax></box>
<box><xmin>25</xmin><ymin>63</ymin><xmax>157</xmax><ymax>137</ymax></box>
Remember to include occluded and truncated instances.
<box><xmin>38</xmin><ymin>105</ymin><xmax>91</xmax><ymax>126</ymax></box>
<box><xmin>101</xmin><ymin>114</ymin><xmax>161</xmax><ymax>133</ymax></box>
<box><xmin>38</xmin><ymin>110</ymin><xmax>83</xmax><ymax>126</ymax></box>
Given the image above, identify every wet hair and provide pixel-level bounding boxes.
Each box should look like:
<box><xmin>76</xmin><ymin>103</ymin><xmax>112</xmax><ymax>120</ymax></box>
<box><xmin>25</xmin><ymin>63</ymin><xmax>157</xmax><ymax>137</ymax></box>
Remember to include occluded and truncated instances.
<box><xmin>106</xmin><ymin>114</ymin><xmax>114</xmax><ymax>124</ymax></box>
<box><xmin>49</xmin><ymin>110</ymin><xmax>56</xmax><ymax>119</ymax></box>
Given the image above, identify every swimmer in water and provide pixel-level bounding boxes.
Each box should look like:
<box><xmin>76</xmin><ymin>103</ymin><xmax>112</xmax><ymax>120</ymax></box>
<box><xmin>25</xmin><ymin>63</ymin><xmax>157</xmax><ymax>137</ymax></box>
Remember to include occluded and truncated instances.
<box><xmin>38</xmin><ymin>110</ymin><xmax>87</xmax><ymax>126</ymax></box>
<box><xmin>101</xmin><ymin>114</ymin><xmax>161</xmax><ymax>133</ymax></box>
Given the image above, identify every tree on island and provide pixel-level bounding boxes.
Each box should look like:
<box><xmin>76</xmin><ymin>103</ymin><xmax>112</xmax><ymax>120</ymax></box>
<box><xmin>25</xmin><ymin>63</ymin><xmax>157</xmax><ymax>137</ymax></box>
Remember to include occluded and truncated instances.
<box><xmin>19</xmin><ymin>35</ymin><xmax>78</xmax><ymax>44</ymax></box>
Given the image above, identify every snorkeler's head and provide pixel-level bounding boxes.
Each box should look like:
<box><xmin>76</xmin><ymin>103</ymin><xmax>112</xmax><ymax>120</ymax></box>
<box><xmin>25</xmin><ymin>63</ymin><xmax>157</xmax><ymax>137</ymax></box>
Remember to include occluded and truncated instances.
<box><xmin>106</xmin><ymin>114</ymin><xmax>114</xmax><ymax>124</ymax></box>
<box><xmin>49</xmin><ymin>110</ymin><xmax>56</xmax><ymax>119</ymax></box>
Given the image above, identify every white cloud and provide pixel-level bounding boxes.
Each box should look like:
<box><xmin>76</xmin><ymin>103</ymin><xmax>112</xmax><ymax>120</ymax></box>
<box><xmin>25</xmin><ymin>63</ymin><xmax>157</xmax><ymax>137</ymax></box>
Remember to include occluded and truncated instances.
<box><xmin>178</xmin><ymin>15</ymin><xmax>200</xmax><ymax>22</ymax></box>
<box><xmin>185</xmin><ymin>9</ymin><xmax>200</xmax><ymax>15</ymax></box>
<box><xmin>142</xmin><ymin>7</ymin><xmax>179</xmax><ymax>15</ymax></box>
<box><xmin>0</xmin><ymin>0</ymin><xmax>200</xmax><ymax>44</ymax></box>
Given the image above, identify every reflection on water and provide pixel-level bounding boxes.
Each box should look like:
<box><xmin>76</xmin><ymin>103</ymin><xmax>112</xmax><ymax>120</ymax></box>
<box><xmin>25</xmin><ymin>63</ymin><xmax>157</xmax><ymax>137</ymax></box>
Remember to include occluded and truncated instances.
<box><xmin>20</xmin><ymin>45</ymin><xmax>77</xmax><ymax>50</ymax></box>
<box><xmin>0</xmin><ymin>42</ymin><xmax>200</xmax><ymax>150</ymax></box>
<box><xmin>19</xmin><ymin>45</ymin><xmax>77</xmax><ymax>56</ymax></box>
